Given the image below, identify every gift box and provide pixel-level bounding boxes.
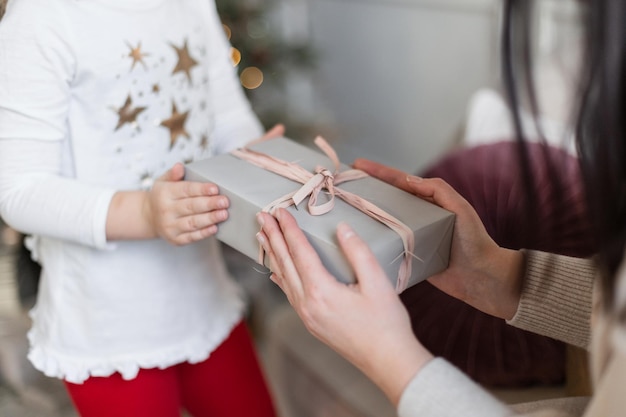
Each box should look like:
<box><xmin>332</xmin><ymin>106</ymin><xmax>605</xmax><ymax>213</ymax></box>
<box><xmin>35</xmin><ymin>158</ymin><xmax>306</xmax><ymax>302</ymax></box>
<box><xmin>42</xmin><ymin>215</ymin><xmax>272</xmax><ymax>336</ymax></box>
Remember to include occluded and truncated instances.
<box><xmin>185</xmin><ymin>137</ymin><xmax>454</xmax><ymax>292</ymax></box>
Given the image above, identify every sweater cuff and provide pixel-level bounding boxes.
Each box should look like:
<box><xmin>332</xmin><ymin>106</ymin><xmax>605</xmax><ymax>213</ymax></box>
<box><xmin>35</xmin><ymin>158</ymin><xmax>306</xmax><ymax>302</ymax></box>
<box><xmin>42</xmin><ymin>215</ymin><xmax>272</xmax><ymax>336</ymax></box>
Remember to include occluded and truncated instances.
<box><xmin>507</xmin><ymin>250</ymin><xmax>594</xmax><ymax>349</ymax></box>
<box><xmin>397</xmin><ymin>358</ymin><xmax>511</xmax><ymax>417</ymax></box>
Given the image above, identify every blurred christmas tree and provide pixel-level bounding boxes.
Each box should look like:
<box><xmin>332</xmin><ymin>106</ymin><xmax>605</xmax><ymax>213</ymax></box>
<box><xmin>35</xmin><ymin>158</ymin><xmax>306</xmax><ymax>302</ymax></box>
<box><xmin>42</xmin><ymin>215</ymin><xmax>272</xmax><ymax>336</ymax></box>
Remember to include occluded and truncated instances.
<box><xmin>216</xmin><ymin>0</ymin><xmax>316</xmax><ymax>138</ymax></box>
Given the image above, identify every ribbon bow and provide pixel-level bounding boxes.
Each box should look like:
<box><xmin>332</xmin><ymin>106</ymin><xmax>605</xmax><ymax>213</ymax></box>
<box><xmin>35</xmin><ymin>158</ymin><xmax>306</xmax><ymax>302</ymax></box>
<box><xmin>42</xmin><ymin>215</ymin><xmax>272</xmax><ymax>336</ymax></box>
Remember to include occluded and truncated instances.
<box><xmin>231</xmin><ymin>136</ymin><xmax>415</xmax><ymax>292</ymax></box>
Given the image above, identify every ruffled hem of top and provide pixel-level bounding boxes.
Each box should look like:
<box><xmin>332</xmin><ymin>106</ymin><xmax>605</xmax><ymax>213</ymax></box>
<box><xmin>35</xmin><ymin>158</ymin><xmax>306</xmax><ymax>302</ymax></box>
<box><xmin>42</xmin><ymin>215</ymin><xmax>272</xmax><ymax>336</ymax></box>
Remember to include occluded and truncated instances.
<box><xmin>27</xmin><ymin>310</ymin><xmax>243</xmax><ymax>384</ymax></box>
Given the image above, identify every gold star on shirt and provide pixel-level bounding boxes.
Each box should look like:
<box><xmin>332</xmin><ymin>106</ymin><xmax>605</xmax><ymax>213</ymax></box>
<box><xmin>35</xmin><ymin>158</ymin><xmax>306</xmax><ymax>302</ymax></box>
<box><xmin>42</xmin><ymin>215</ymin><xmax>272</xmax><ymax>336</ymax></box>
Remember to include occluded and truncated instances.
<box><xmin>112</xmin><ymin>95</ymin><xmax>146</xmax><ymax>131</ymax></box>
<box><xmin>127</xmin><ymin>41</ymin><xmax>150</xmax><ymax>71</ymax></box>
<box><xmin>170</xmin><ymin>39</ymin><xmax>198</xmax><ymax>83</ymax></box>
<box><xmin>160</xmin><ymin>102</ymin><xmax>190</xmax><ymax>149</ymax></box>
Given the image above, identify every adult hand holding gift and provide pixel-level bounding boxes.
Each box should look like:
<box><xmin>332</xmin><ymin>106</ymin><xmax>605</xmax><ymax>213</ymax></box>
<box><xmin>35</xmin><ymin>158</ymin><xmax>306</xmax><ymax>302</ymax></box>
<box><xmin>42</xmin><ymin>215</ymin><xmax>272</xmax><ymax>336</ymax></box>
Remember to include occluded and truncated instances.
<box><xmin>354</xmin><ymin>159</ymin><xmax>525</xmax><ymax>320</ymax></box>
<box><xmin>255</xmin><ymin>161</ymin><xmax>524</xmax><ymax>411</ymax></box>
<box><xmin>256</xmin><ymin>208</ymin><xmax>431</xmax><ymax>407</ymax></box>
<box><xmin>185</xmin><ymin>136</ymin><xmax>455</xmax><ymax>292</ymax></box>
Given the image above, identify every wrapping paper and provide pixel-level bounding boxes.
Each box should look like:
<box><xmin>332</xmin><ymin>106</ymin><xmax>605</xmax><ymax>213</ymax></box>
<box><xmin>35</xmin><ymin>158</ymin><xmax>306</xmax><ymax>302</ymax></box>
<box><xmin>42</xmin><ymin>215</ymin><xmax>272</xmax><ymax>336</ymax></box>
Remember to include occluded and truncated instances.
<box><xmin>185</xmin><ymin>137</ymin><xmax>454</xmax><ymax>292</ymax></box>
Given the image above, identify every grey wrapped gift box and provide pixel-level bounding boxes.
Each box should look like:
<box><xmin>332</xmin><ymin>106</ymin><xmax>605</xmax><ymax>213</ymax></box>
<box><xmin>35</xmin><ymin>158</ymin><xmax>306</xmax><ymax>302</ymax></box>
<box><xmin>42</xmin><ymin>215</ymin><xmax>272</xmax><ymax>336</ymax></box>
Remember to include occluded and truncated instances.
<box><xmin>185</xmin><ymin>137</ymin><xmax>454</xmax><ymax>292</ymax></box>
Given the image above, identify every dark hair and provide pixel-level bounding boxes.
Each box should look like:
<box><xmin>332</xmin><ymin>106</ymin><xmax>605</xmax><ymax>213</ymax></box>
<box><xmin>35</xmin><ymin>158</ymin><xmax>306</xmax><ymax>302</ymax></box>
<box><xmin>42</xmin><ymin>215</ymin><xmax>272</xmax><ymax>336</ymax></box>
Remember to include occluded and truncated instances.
<box><xmin>503</xmin><ymin>0</ymin><xmax>626</xmax><ymax>310</ymax></box>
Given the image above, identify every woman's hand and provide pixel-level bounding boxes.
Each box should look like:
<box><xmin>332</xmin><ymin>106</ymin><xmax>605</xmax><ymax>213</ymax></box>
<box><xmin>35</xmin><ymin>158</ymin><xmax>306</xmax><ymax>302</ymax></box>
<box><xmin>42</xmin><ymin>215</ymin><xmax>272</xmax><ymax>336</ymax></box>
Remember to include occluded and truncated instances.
<box><xmin>256</xmin><ymin>208</ymin><xmax>433</xmax><ymax>406</ymax></box>
<box><xmin>353</xmin><ymin>159</ymin><xmax>525</xmax><ymax>320</ymax></box>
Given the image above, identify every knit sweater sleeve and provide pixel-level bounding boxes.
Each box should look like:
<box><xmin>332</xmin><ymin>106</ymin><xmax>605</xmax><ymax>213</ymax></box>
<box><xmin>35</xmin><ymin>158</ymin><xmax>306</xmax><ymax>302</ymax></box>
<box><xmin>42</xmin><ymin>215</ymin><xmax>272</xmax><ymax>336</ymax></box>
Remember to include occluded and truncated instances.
<box><xmin>507</xmin><ymin>250</ymin><xmax>595</xmax><ymax>349</ymax></box>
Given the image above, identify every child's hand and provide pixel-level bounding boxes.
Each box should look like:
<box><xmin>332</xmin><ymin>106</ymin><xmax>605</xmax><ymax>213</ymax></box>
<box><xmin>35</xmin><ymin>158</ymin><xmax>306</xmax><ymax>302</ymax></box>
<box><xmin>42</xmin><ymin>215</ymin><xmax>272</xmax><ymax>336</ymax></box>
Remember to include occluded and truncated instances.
<box><xmin>245</xmin><ymin>123</ymin><xmax>285</xmax><ymax>146</ymax></box>
<box><xmin>143</xmin><ymin>163</ymin><xmax>229</xmax><ymax>245</ymax></box>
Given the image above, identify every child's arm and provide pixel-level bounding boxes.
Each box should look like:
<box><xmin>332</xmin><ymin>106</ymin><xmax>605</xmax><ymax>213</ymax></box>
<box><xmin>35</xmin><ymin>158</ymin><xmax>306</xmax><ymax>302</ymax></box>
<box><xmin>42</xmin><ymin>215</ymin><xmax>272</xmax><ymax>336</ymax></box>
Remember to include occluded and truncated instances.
<box><xmin>0</xmin><ymin>139</ymin><xmax>116</xmax><ymax>249</ymax></box>
<box><xmin>0</xmin><ymin>3</ymin><xmax>117</xmax><ymax>248</ymax></box>
<box><xmin>0</xmin><ymin>139</ymin><xmax>227</xmax><ymax>246</ymax></box>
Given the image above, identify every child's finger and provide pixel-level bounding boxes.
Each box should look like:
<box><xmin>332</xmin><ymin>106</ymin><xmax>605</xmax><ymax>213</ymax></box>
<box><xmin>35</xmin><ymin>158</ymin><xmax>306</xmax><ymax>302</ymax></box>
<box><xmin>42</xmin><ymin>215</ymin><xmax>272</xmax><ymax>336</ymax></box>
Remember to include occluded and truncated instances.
<box><xmin>247</xmin><ymin>124</ymin><xmax>286</xmax><ymax>146</ymax></box>
<box><xmin>264</xmin><ymin>123</ymin><xmax>285</xmax><ymax>139</ymax></box>
<box><xmin>172</xmin><ymin>195</ymin><xmax>228</xmax><ymax>217</ymax></box>
<box><xmin>166</xmin><ymin>181</ymin><xmax>219</xmax><ymax>199</ymax></box>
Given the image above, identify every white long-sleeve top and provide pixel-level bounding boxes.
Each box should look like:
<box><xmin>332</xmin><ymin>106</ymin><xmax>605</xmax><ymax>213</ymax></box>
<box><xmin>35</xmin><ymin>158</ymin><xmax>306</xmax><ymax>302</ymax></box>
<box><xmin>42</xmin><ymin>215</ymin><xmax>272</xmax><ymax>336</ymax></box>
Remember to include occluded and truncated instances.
<box><xmin>0</xmin><ymin>0</ymin><xmax>263</xmax><ymax>383</ymax></box>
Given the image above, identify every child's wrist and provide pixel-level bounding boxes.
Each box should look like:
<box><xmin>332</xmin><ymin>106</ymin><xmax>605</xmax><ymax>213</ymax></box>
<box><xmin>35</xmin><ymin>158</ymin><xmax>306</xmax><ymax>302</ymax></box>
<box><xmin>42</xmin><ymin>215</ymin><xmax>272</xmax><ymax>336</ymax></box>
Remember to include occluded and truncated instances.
<box><xmin>139</xmin><ymin>190</ymin><xmax>159</xmax><ymax>239</ymax></box>
<box><xmin>106</xmin><ymin>191</ymin><xmax>158</xmax><ymax>240</ymax></box>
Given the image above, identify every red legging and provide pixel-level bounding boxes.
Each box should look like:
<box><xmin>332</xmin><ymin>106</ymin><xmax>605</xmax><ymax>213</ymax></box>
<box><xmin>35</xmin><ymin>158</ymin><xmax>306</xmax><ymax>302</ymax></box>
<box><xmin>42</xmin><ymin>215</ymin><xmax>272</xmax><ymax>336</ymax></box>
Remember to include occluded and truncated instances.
<box><xmin>64</xmin><ymin>321</ymin><xmax>276</xmax><ymax>417</ymax></box>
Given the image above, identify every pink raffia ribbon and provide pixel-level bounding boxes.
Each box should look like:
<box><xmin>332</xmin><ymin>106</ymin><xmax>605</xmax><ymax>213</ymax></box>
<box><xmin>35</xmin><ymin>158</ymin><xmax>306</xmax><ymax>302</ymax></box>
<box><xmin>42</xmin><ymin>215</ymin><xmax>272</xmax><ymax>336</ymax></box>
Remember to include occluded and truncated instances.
<box><xmin>231</xmin><ymin>136</ymin><xmax>415</xmax><ymax>293</ymax></box>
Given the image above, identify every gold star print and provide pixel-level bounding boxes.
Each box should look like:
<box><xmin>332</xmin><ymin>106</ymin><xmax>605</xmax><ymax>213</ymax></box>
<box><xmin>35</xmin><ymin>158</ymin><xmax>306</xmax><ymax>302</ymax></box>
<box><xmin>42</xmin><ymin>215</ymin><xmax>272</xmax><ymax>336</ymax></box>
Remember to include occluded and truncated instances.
<box><xmin>170</xmin><ymin>39</ymin><xmax>198</xmax><ymax>83</ymax></box>
<box><xmin>112</xmin><ymin>95</ymin><xmax>146</xmax><ymax>131</ymax></box>
<box><xmin>160</xmin><ymin>102</ymin><xmax>190</xmax><ymax>149</ymax></box>
<box><xmin>127</xmin><ymin>41</ymin><xmax>150</xmax><ymax>71</ymax></box>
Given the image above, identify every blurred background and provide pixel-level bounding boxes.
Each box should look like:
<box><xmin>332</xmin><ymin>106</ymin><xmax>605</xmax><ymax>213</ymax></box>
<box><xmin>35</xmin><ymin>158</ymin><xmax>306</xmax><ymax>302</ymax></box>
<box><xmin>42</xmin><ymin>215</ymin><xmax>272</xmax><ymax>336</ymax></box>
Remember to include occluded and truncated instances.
<box><xmin>0</xmin><ymin>0</ymin><xmax>588</xmax><ymax>416</ymax></box>
<box><xmin>224</xmin><ymin>0</ymin><xmax>580</xmax><ymax>169</ymax></box>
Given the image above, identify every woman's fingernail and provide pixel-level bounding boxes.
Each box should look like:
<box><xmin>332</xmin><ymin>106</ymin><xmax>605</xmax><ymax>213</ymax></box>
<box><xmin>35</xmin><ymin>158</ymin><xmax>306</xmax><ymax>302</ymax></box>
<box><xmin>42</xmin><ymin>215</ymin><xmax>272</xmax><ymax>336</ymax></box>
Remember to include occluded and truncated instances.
<box><xmin>407</xmin><ymin>175</ymin><xmax>423</xmax><ymax>183</ymax></box>
<box><xmin>256</xmin><ymin>212</ymin><xmax>265</xmax><ymax>227</ymax></box>
<box><xmin>256</xmin><ymin>232</ymin><xmax>265</xmax><ymax>244</ymax></box>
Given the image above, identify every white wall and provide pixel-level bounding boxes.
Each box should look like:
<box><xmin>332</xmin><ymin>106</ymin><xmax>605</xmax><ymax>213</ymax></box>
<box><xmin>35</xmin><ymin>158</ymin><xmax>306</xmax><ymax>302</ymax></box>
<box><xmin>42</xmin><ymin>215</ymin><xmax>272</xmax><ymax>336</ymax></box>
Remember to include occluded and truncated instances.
<box><xmin>279</xmin><ymin>0</ymin><xmax>501</xmax><ymax>172</ymax></box>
